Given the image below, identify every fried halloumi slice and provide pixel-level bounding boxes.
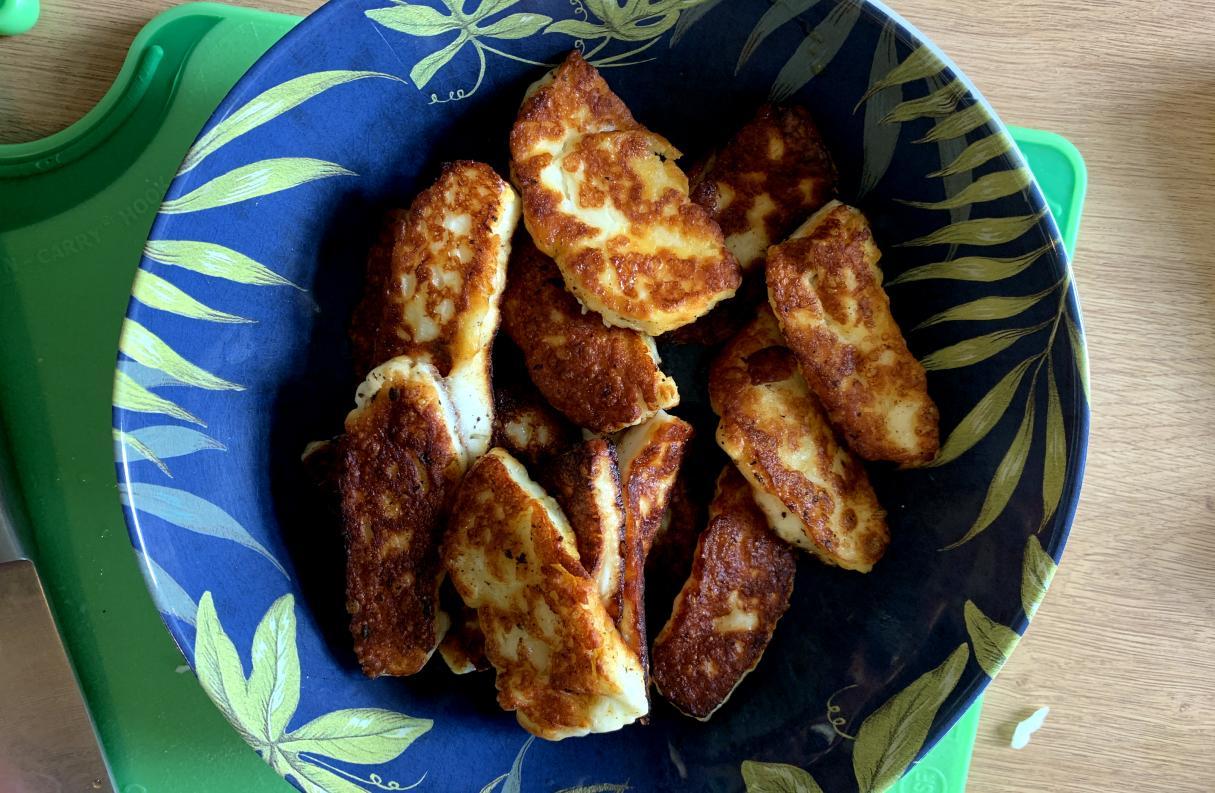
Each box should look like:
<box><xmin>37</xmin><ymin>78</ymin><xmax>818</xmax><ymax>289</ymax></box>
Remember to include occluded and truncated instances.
<box><xmin>709</xmin><ymin>307</ymin><xmax>889</xmax><ymax>571</ymax></box>
<box><xmin>339</xmin><ymin>358</ymin><xmax>467</xmax><ymax>677</ymax></box>
<box><xmin>490</xmin><ymin>340</ymin><xmax>578</xmax><ymax>466</ymax></box>
<box><xmin>502</xmin><ymin>239</ymin><xmax>679</xmax><ymax>433</ymax></box>
<box><xmin>541</xmin><ymin>439</ymin><xmax>626</xmax><ymax>620</ymax></box>
<box><xmin>437</xmin><ymin>595</ymin><xmax>490</xmax><ymax>675</ymax></box>
<box><xmin>690</xmin><ymin>105</ymin><xmax>836</xmax><ymax>274</ymax></box>
<box><xmin>614</xmin><ymin>410</ymin><xmax>693</xmax><ymax>675</ymax></box>
<box><xmin>443</xmin><ymin>449</ymin><xmax>648</xmax><ymax>740</ymax></box>
<box><xmin>350</xmin><ymin>161</ymin><xmax>519</xmax><ymax>458</ymax></box>
<box><xmin>645</xmin><ymin>469</ymin><xmax>705</xmax><ymax>628</ymax></box>
<box><xmin>510</xmin><ymin>51</ymin><xmax>740</xmax><ymax>335</ymax></box>
<box><xmin>652</xmin><ymin>465</ymin><xmax>796</xmax><ymax>720</ymax></box>
<box><xmin>767</xmin><ymin>201</ymin><xmax>939</xmax><ymax>464</ymax></box>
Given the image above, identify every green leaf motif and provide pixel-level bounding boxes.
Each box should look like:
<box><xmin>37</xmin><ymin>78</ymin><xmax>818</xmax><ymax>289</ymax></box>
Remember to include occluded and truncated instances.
<box><xmin>114</xmin><ymin>428</ymin><xmax>172</xmax><ymax>477</ymax></box>
<box><xmin>919</xmin><ymin>323</ymin><xmax>1047</xmax><ymax>372</ymax></box>
<box><xmin>770</xmin><ymin>0</ymin><xmax>862</xmax><ymax>102</ymax></box>
<box><xmin>915</xmin><ymin>282</ymin><xmax>1058</xmax><ymax>330</ymax></box>
<box><xmin>916</xmin><ymin>102</ymin><xmax>992</xmax><ymax>143</ymax></box>
<box><xmin>195</xmin><ymin>592</ymin><xmax>265</xmax><ymax>744</ymax></box>
<box><xmin>769</xmin><ymin>1</ymin><xmax>862</xmax><ymax>102</ymax></box>
<box><xmin>137</xmin><ymin>550</ymin><xmax>198</xmax><ymax>625</ymax></box>
<box><xmin>279</xmin><ymin>753</ymin><xmax>370</xmax><ymax>793</ymax></box>
<box><xmin>180</xmin><ymin>71</ymin><xmax>404</xmax><ymax>174</ymax></box>
<box><xmin>670</xmin><ymin>0</ymin><xmax>726</xmax><ymax>45</ymax></box>
<box><xmin>886</xmin><ymin>243</ymin><xmax>1052</xmax><ymax>286</ymax></box>
<box><xmin>928</xmin><ymin>357</ymin><xmax>1034</xmax><ymax>466</ymax></box>
<box><xmin>900</xmin><ymin>211</ymin><xmax>1045</xmax><ymax>248</ymax></box>
<box><xmin>963</xmin><ymin>600</ymin><xmax>1019</xmax><ymax>677</ymax></box>
<box><xmin>113</xmin><ymin>369</ymin><xmax>205</xmax><ymax>426</ymax></box>
<box><xmin>930</xmin><ymin>131</ymin><xmax>1014</xmax><ymax>177</ymax></box>
<box><xmin>132</xmin><ymin>270</ymin><xmax>252</xmax><ymax>324</ymax></box>
<box><xmin>741</xmin><ymin>760</ymin><xmax>825</xmax><ymax>793</ymax></box>
<box><xmin>119</xmin><ymin>319</ymin><xmax>243</xmax><ymax>391</ymax></box>
<box><xmin>944</xmin><ymin>391</ymin><xmax>1036</xmax><ymax>549</ymax></box>
<box><xmin>161</xmin><ymin>158</ymin><xmax>354</xmax><ymax>214</ymax></box>
<box><xmin>1065</xmin><ymin>313</ymin><xmax>1091</xmax><ymax>401</ymax></box>
<box><xmin>900</xmin><ymin>168</ymin><xmax>1032</xmax><ymax>210</ymax></box>
<box><xmin>144</xmin><ymin>240</ymin><xmax>300</xmax><ymax>288</ymax></box>
<box><xmin>882</xmin><ymin>78</ymin><xmax>966</xmax><ymax>124</ymax></box>
<box><xmin>364</xmin><ymin>4</ymin><xmax>462</xmax><ymax>37</ymax></box>
<box><xmin>120</xmin><ymin>483</ymin><xmax>287</xmax><ymax>576</ymax></box>
<box><xmin>247</xmin><ymin>595</ymin><xmax>300</xmax><ymax>741</ymax></box>
<box><xmin>282</xmin><ymin>709</ymin><xmax>431</xmax><ymax>764</ymax></box>
<box><xmin>409</xmin><ymin>33</ymin><xmax>471</xmax><ymax>89</ymax></box>
<box><xmin>737</xmin><ymin>0</ymin><xmax>822</xmax><ymax>72</ymax></box>
<box><xmin>1021</xmin><ymin>535</ymin><xmax>1057</xmax><ymax>618</ymax></box>
<box><xmin>1041</xmin><ymin>362</ymin><xmax>1067</xmax><ymax>529</ymax></box>
<box><xmin>479</xmin><ymin>12</ymin><xmax>552</xmax><ymax>38</ymax></box>
<box><xmin>120</xmin><ymin>425</ymin><xmax>227</xmax><ymax>463</ymax></box>
<box><xmin>856</xmin><ymin>45</ymin><xmax>945</xmax><ymax>108</ymax></box>
<box><xmin>857</xmin><ymin>21</ymin><xmax>901</xmax><ymax>199</ymax></box>
<box><xmin>548</xmin><ymin>0</ymin><xmax>675</xmax><ymax>43</ymax></box>
<box><xmin>852</xmin><ymin>644</ymin><xmax>970</xmax><ymax>793</ymax></box>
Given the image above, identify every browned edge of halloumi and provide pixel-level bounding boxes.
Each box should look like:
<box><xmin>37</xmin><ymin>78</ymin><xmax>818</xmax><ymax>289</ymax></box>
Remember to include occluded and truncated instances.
<box><xmin>490</xmin><ymin>338</ymin><xmax>579</xmax><ymax>466</ymax></box>
<box><xmin>501</xmin><ymin>238</ymin><xmax>679</xmax><ymax>433</ymax></box>
<box><xmin>768</xmin><ymin>200</ymin><xmax>939</xmax><ymax>464</ymax></box>
<box><xmin>442</xmin><ymin>448</ymin><xmax>648</xmax><ymax>740</ymax></box>
<box><xmin>509</xmin><ymin>51</ymin><xmax>740</xmax><ymax>335</ymax></box>
<box><xmin>689</xmin><ymin>104</ymin><xmax>837</xmax><ymax>274</ymax></box>
<box><xmin>437</xmin><ymin>580</ymin><xmax>490</xmax><ymax>675</ymax></box>
<box><xmin>644</xmin><ymin>469</ymin><xmax>706</xmax><ymax>627</ymax></box>
<box><xmin>349</xmin><ymin>209</ymin><xmax>409</xmax><ymax>377</ymax></box>
<box><xmin>652</xmin><ymin>465</ymin><xmax>797</xmax><ymax>720</ymax></box>
<box><xmin>709</xmin><ymin>307</ymin><xmax>889</xmax><ymax>572</ymax></box>
<box><xmin>615</xmin><ymin>410</ymin><xmax>694</xmax><ymax>683</ymax></box>
<box><xmin>339</xmin><ymin>358</ymin><xmax>466</xmax><ymax>677</ymax></box>
<box><xmin>539</xmin><ymin>438</ymin><xmax>627</xmax><ymax>623</ymax></box>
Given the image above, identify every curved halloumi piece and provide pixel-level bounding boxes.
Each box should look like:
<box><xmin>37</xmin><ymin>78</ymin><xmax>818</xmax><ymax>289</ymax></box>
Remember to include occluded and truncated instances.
<box><xmin>652</xmin><ymin>466</ymin><xmax>797</xmax><ymax>720</ymax></box>
<box><xmin>510</xmin><ymin>51</ymin><xmax>740</xmax><ymax>335</ymax></box>
<box><xmin>767</xmin><ymin>201</ymin><xmax>939</xmax><ymax>464</ymax></box>
<box><xmin>443</xmin><ymin>449</ymin><xmax>648</xmax><ymax>740</ymax></box>
<box><xmin>502</xmin><ymin>240</ymin><xmax>678</xmax><ymax>433</ymax></box>
<box><xmin>541</xmin><ymin>439</ymin><xmax>626</xmax><ymax>619</ymax></box>
<box><xmin>350</xmin><ymin>161</ymin><xmax>520</xmax><ymax>458</ymax></box>
<box><xmin>339</xmin><ymin>358</ymin><xmax>467</xmax><ymax>677</ymax></box>
<box><xmin>614</xmin><ymin>410</ymin><xmax>693</xmax><ymax>675</ymax></box>
<box><xmin>690</xmin><ymin>105</ymin><xmax>837</xmax><ymax>274</ymax></box>
<box><xmin>491</xmin><ymin>340</ymin><xmax>578</xmax><ymax>466</ymax></box>
<box><xmin>709</xmin><ymin>308</ymin><xmax>889</xmax><ymax>572</ymax></box>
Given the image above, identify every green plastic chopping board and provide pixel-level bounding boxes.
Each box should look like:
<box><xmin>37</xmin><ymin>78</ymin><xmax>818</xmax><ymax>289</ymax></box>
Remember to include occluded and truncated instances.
<box><xmin>0</xmin><ymin>3</ymin><xmax>1086</xmax><ymax>791</ymax></box>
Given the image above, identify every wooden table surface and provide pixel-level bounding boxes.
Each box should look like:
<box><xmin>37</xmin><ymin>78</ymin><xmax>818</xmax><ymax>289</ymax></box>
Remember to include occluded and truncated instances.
<box><xmin>4</xmin><ymin>1</ymin><xmax>1214</xmax><ymax>791</ymax></box>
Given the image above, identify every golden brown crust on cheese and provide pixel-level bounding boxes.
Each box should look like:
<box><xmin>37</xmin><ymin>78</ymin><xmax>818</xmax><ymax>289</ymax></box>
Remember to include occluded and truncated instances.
<box><xmin>357</xmin><ymin>161</ymin><xmax>517</xmax><ymax>375</ymax></box>
<box><xmin>652</xmin><ymin>466</ymin><xmax>796</xmax><ymax>720</ymax></box>
<box><xmin>438</xmin><ymin>598</ymin><xmax>490</xmax><ymax>675</ymax></box>
<box><xmin>510</xmin><ymin>51</ymin><xmax>740</xmax><ymax>335</ymax></box>
<box><xmin>710</xmin><ymin>308</ymin><xmax>889</xmax><ymax>571</ymax></box>
<box><xmin>767</xmin><ymin>202</ymin><xmax>939</xmax><ymax>464</ymax></box>
<box><xmin>491</xmin><ymin>340</ymin><xmax>578</xmax><ymax>466</ymax></box>
<box><xmin>501</xmin><ymin>239</ymin><xmax>679</xmax><ymax>433</ymax></box>
<box><xmin>645</xmin><ymin>470</ymin><xmax>705</xmax><ymax>626</ymax></box>
<box><xmin>340</xmin><ymin>361</ymin><xmax>465</xmax><ymax>677</ymax></box>
<box><xmin>350</xmin><ymin>209</ymin><xmax>409</xmax><ymax>376</ymax></box>
<box><xmin>541</xmin><ymin>439</ymin><xmax>624</xmax><ymax>583</ymax></box>
<box><xmin>690</xmin><ymin>105</ymin><xmax>836</xmax><ymax>274</ymax></box>
<box><xmin>443</xmin><ymin>449</ymin><xmax>647</xmax><ymax>739</ymax></box>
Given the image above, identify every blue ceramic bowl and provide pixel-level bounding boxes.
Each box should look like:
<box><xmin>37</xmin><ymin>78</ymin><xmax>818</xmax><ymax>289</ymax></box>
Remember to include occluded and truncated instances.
<box><xmin>113</xmin><ymin>1</ymin><xmax>1088</xmax><ymax>790</ymax></box>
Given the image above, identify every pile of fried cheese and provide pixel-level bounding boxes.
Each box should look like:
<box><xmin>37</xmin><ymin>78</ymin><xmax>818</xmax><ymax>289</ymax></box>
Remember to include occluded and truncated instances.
<box><xmin>307</xmin><ymin>51</ymin><xmax>940</xmax><ymax>741</ymax></box>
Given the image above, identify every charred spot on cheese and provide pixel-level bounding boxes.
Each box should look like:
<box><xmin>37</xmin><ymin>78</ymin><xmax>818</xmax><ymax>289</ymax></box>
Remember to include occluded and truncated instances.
<box><xmin>510</xmin><ymin>51</ymin><xmax>740</xmax><ymax>335</ymax></box>
<box><xmin>768</xmin><ymin>201</ymin><xmax>939</xmax><ymax>464</ymax></box>
<box><xmin>710</xmin><ymin>307</ymin><xmax>889</xmax><ymax>572</ymax></box>
<box><xmin>340</xmin><ymin>358</ymin><xmax>466</xmax><ymax>677</ymax></box>
<box><xmin>502</xmin><ymin>238</ymin><xmax>679</xmax><ymax>433</ymax></box>
<box><xmin>652</xmin><ymin>466</ymin><xmax>796</xmax><ymax>720</ymax></box>
<box><xmin>443</xmin><ymin>448</ymin><xmax>648</xmax><ymax>739</ymax></box>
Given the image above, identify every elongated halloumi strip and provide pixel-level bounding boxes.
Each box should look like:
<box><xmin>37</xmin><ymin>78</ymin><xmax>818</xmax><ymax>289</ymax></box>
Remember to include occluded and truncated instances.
<box><xmin>767</xmin><ymin>200</ymin><xmax>939</xmax><ymax>464</ymax></box>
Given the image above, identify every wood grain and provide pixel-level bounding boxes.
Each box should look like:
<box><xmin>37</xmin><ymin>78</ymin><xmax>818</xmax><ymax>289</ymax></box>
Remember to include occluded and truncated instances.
<box><xmin>4</xmin><ymin>1</ymin><xmax>1214</xmax><ymax>791</ymax></box>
